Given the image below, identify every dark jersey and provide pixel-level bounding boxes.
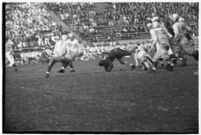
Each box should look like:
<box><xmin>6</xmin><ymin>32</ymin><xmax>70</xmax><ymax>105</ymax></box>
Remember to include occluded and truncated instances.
<box><xmin>104</xmin><ymin>48</ymin><xmax>132</xmax><ymax>61</ymax></box>
<box><xmin>163</xmin><ymin>20</ymin><xmax>175</xmax><ymax>37</ymax></box>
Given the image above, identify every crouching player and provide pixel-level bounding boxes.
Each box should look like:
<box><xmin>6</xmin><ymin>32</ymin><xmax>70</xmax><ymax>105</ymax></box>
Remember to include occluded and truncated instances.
<box><xmin>134</xmin><ymin>44</ymin><xmax>156</xmax><ymax>72</ymax></box>
<box><xmin>99</xmin><ymin>47</ymin><xmax>136</xmax><ymax>72</ymax></box>
<box><xmin>45</xmin><ymin>35</ymin><xmax>83</xmax><ymax>78</ymax></box>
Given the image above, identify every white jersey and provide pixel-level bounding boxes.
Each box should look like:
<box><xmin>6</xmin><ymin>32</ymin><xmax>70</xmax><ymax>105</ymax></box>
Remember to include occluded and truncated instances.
<box><xmin>173</xmin><ymin>21</ymin><xmax>189</xmax><ymax>39</ymax></box>
<box><xmin>53</xmin><ymin>40</ymin><xmax>67</xmax><ymax>57</ymax></box>
<box><xmin>151</xmin><ymin>27</ymin><xmax>171</xmax><ymax>46</ymax></box>
<box><xmin>67</xmin><ymin>39</ymin><xmax>79</xmax><ymax>52</ymax></box>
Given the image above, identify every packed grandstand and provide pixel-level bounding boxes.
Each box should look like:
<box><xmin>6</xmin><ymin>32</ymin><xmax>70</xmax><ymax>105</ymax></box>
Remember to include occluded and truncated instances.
<box><xmin>5</xmin><ymin>2</ymin><xmax>199</xmax><ymax>64</ymax></box>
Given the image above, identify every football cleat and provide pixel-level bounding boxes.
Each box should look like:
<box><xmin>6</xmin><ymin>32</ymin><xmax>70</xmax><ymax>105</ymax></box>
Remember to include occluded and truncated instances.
<box><xmin>57</xmin><ymin>69</ymin><xmax>65</xmax><ymax>73</ymax></box>
<box><xmin>45</xmin><ymin>73</ymin><xmax>49</xmax><ymax>78</ymax></box>
<box><xmin>70</xmin><ymin>69</ymin><xmax>75</xmax><ymax>72</ymax></box>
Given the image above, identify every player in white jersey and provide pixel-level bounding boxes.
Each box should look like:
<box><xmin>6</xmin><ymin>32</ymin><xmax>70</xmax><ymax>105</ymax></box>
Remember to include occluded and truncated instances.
<box><xmin>151</xmin><ymin>17</ymin><xmax>175</xmax><ymax>67</ymax></box>
<box><xmin>46</xmin><ymin>34</ymin><xmax>83</xmax><ymax>78</ymax></box>
<box><xmin>6</xmin><ymin>38</ymin><xmax>17</xmax><ymax>71</ymax></box>
<box><xmin>133</xmin><ymin>23</ymin><xmax>156</xmax><ymax>72</ymax></box>
<box><xmin>150</xmin><ymin>21</ymin><xmax>175</xmax><ymax>71</ymax></box>
<box><xmin>134</xmin><ymin>43</ymin><xmax>156</xmax><ymax>72</ymax></box>
<box><xmin>56</xmin><ymin>33</ymin><xmax>84</xmax><ymax>73</ymax></box>
<box><xmin>46</xmin><ymin>35</ymin><xmax>67</xmax><ymax>77</ymax></box>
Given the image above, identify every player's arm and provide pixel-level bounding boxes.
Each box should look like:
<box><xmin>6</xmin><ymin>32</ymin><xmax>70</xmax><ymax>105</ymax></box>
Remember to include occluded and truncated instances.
<box><xmin>164</xmin><ymin>29</ymin><xmax>173</xmax><ymax>39</ymax></box>
<box><xmin>172</xmin><ymin>24</ymin><xmax>180</xmax><ymax>43</ymax></box>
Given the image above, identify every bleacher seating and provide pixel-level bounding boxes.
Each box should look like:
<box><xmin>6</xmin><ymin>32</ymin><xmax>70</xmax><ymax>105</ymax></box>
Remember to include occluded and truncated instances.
<box><xmin>5</xmin><ymin>2</ymin><xmax>199</xmax><ymax>49</ymax></box>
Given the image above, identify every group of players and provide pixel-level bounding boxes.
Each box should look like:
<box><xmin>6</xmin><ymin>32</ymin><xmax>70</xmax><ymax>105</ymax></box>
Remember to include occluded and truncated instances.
<box><xmin>99</xmin><ymin>13</ymin><xmax>199</xmax><ymax>72</ymax></box>
<box><xmin>5</xmin><ymin>12</ymin><xmax>198</xmax><ymax>77</ymax></box>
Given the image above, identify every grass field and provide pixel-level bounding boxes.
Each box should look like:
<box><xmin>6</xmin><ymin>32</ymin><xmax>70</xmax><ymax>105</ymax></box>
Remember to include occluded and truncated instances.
<box><xmin>4</xmin><ymin>56</ymin><xmax>198</xmax><ymax>133</ymax></box>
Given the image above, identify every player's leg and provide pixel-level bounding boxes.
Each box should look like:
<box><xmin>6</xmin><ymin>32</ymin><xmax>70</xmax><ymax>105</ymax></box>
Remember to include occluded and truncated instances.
<box><xmin>58</xmin><ymin>60</ymin><xmax>74</xmax><ymax>73</ymax></box>
<box><xmin>69</xmin><ymin>62</ymin><xmax>75</xmax><ymax>72</ymax></box>
<box><xmin>57</xmin><ymin>62</ymin><xmax>68</xmax><ymax>73</ymax></box>
<box><xmin>184</xmin><ymin>39</ymin><xmax>198</xmax><ymax>61</ymax></box>
<box><xmin>135</xmin><ymin>52</ymin><xmax>146</xmax><ymax>70</ymax></box>
<box><xmin>143</xmin><ymin>55</ymin><xmax>156</xmax><ymax>72</ymax></box>
<box><xmin>61</xmin><ymin>52</ymin><xmax>83</xmax><ymax>72</ymax></box>
<box><xmin>153</xmin><ymin>51</ymin><xmax>160</xmax><ymax>68</ymax></box>
<box><xmin>176</xmin><ymin>37</ymin><xmax>190</xmax><ymax>66</ymax></box>
<box><xmin>161</xmin><ymin>49</ymin><xmax>174</xmax><ymax>71</ymax></box>
<box><xmin>46</xmin><ymin>58</ymin><xmax>57</xmax><ymax>78</ymax></box>
<box><xmin>179</xmin><ymin>44</ymin><xmax>189</xmax><ymax>66</ymax></box>
<box><xmin>153</xmin><ymin>45</ymin><xmax>173</xmax><ymax>71</ymax></box>
<box><xmin>134</xmin><ymin>53</ymin><xmax>140</xmax><ymax>67</ymax></box>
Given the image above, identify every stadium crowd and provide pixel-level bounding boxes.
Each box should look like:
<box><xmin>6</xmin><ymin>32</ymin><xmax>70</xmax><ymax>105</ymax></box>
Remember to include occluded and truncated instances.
<box><xmin>50</xmin><ymin>2</ymin><xmax>198</xmax><ymax>40</ymax></box>
<box><xmin>5</xmin><ymin>2</ymin><xmax>198</xmax><ymax>66</ymax></box>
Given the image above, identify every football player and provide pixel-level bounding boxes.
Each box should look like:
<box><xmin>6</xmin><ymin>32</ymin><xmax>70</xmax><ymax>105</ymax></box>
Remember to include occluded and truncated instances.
<box><xmin>171</xmin><ymin>13</ymin><xmax>198</xmax><ymax>66</ymax></box>
<box><xmin>57</xmin><ymin>33</ymin><xmax>84</xmax><ymax>73</ymax></box>
<box><xmin>134</xmin><ymin>43</ymin><xmax>156</xmax><ymax>72</ymax></box>
<box><xmin>150</xmin><ymin>21</ymin><xmax>175</xmax><ymax>71</ymax></box>
<box><xmin>5</xmin><ymin>38</ymin><xmax>17</xmax><ymax>71</ymax></box>
<box><xmin>46</xmin><ymin>34</ymin><xmax>83</xmax><ymax>78</ymax></box>
<box><xmin>99</xmin><ymin>47</ymin><xmax>136</xmax><ymax>72</ymax></box>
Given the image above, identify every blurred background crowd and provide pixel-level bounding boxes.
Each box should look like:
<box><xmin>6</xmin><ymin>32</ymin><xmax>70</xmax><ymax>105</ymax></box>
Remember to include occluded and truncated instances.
<box><xmin>5</xmin><ymin>2</ymin><xmax>199</xmax><ymax>64</ymax></box>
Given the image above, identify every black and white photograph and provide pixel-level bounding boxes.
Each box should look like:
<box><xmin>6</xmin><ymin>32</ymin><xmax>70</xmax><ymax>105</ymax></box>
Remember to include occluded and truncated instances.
<box><xmin>3</xmin><ymin>1</ymin><xmax>199</xmax><ymax>133</ymax></box>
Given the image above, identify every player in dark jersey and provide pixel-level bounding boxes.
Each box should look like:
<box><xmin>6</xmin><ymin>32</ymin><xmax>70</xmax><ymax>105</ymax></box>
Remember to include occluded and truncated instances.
<box><xmin>99</xmin><ymin>47</ymin><xmax>136</xmax><ymax>72</ymax></box>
